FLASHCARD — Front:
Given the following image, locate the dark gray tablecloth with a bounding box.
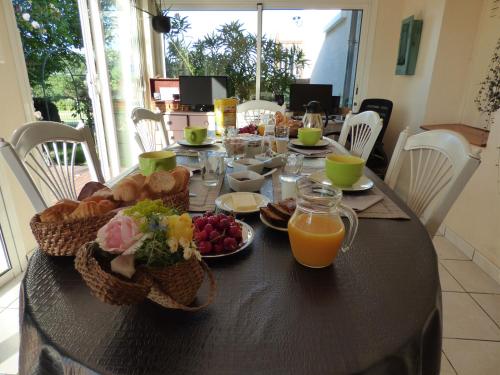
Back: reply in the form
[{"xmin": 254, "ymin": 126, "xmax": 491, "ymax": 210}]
[{"xmin": 19, "ymin": 168, "xmax": 442, "ymax": 375}]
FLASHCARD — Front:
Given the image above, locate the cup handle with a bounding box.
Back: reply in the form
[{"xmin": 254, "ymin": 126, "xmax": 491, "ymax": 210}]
[{"xmin": 339, "ymin": 203, "xmax": 358, "ymax": 252}]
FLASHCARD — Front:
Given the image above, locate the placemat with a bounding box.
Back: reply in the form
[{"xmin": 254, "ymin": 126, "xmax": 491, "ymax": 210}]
[
  {"xmin": 188, "ymin": 173, "xmax": 224, "ymax": 212},
  {"xmin": 287, "ymin": 143, "xmax": 345, "ymax": 158},
  {"xmin": 272, "ymin": 168, "xmax": 410, "ymax": 220}
]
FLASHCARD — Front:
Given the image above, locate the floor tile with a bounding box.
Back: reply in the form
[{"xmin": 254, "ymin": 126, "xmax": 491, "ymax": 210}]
[
  {"xmin": 0, "ymin": 308, "xmax": 20, "ymax": 375},
  {"xmin": 442, "ymin": 292, "xmax": 500, "ymax": 340},
  {"xmin": 438, "ymin": 264, "xmax": 464, "ymax": 292},
  {"xmin": 471, "ymin": 294, "xmax": 500, "ymax": 327},
  {"xmin": 440, "ymin": 352, "xmax": 456, "ymax": 374},
  {"xmin": 433, "ymin": 237, "xmax": 469, "ymax": 260},
  {"xmin": 444, "ymin": 227, "xmax": 475, "ymax": 259},
  {"xmin": 0, "ymin": 277, "xmax": 21, "ymax": 308},
  {"xmin": 443, "ymin": 339, "xmax": 500, "ymax": 375},
  {"xmin": 441, "ymin": 260, "xmax": 500, "ymax": 294},
  {"xmin": 6, "ymin": 298, "xmax": 19, "ymax": 310}
]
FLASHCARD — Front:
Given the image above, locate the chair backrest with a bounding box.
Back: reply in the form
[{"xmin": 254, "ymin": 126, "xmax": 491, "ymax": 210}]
[
  {"xmin": 359, "ymin": 98, "xmax": 393, "ymax": 143},
  {"xmin": 237, "ymin": 100, "xmax": 285, "ymax": 126},
  {"xmin": 338, "ymin": 111, "xmax": 383, "ymax": 160},
  {"xmin": 131, "ymin": 107, "xmax": 170, "ymax": 152},
  {"xmin": 385, "ymin": 128, "xmax": 481, "ymax": 236},
  {"xmin": 1, "ymin": 121, "xmax": 104, "ymax": 210}
]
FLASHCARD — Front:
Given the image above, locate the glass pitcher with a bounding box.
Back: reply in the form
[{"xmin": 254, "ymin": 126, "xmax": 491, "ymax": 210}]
[
  {"xmin": 302, "ymin": 101, "xmax": 327, "ymax": 129},
  {"xmin": 287, "ymin": 177, "xmax": 358, "ymax": 268}
]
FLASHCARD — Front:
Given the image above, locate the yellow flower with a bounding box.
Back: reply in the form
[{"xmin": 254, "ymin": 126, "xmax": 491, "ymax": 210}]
[{"xmin": 166, "ymin": 213, "xmax": 194, "ymax": 242}]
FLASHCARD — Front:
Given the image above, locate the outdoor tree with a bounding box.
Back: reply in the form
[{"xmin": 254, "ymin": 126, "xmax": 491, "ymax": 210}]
[
  {"xmin": 165, "ymin": 14, "xmax": 307, "ymax": 100},
  {"xmin": 13, "ymin": 0, "xmax": 93, "ymax": 128}
]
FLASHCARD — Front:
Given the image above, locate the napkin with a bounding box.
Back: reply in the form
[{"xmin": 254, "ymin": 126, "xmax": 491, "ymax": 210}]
[
  {"xmin": 342, "ymin": 194, "xmax": 384, "ymax": 212},
  {"xmin": 288, "ymin": 145, "xmax": 340, "ymax": 157}
]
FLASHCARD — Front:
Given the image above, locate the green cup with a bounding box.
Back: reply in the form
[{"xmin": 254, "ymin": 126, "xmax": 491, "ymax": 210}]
[
  {"xmin": 298, "ymin": 128, "xmax": 322, "ymax": 146},
  {"xmin": 184, "ymin": 127, "xmax": 208, "ymax": 145},
  {"xmin": 325, "ymin": 154, "xmax": 365, "ymax": 186},
  {"xmin": 139, "ymin": 151, "xmax": 176, "ymax": 176}
]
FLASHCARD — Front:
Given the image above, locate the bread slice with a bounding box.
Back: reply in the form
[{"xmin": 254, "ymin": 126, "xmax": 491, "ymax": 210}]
[
  {"xmin": 278, "ymin": 198, "xmax": 296, "ymax": 213},
  {"xmin": 145, "ymin": 170, "xmax": 176, "ymax": 194},
  {"xmin": 260, "ymin": 206, "xmax": 289, "ymax": 228},
  {"xmin": 268, "ymin": 203, "xmax": 293, "ymax": 220}
]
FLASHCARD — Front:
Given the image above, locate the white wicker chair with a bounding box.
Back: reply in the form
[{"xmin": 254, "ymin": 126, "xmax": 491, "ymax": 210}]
[
  {"xmin": 131, "ymin": 107, "xmax": 171, "ymax": 152},
  {"xmin": 385, "ymin": 128, "xmax": 481, "ymax": 236},
  {"xmin": 0, "ymin": 121, "xmax": 104, "ymax": 211},
  {"xmin": 237, "ymin": 100, "xmax": 285, "ymax": 126},
  {"xmin": 338, "ymin": 111, "xmax": 383, "ymax": 160}
]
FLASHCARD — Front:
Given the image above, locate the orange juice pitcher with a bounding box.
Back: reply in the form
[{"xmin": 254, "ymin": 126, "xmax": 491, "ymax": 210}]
[{"xmin": 288, "ymin": 177, "xmax": 358, "ymax": 268}]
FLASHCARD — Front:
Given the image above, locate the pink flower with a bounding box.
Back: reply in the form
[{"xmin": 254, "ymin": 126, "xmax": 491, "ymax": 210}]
[{"xmin": 96, "ymin": 214, "xmax": 144, "ymax": 255}]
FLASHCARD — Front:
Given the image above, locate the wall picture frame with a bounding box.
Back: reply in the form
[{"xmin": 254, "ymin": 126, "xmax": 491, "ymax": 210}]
[{"xmin": 395, "ymin": 16, "xmax": 423, "ymax": 75}]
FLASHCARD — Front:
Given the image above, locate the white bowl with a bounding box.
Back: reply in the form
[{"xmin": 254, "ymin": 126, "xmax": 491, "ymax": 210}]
[
  {"xmin": 227, "ymin": 170, "xmax": 265, "ymax": 192},
  {"xmin": 255, "ymin": 153, "xmax": 287, "ymax": 169},
  {"xmin": 232, "ymin": 158, "xmax": 265, "ymax": 174}
]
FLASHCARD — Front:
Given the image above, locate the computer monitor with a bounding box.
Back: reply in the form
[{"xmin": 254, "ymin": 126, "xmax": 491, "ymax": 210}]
[
  {"xmin": 289, "ymin": 84, "xmax": 333, "ymax": 113},
  {"xmin": 179, "ymin": 76, "xmax": 228, "ymax": 111}
]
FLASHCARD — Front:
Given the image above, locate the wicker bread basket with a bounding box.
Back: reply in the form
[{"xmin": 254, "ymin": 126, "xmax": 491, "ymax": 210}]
[
  {"xmin": 160, "ymin": 188, "xmax": 189, "ymax": 212},
  {"xmin": 30, "ymin": 211, "xmax": 117, "ymax": 256},
  {"xmin": 75, "ymin": 242, "xmax": 153, "ymax": 305}
]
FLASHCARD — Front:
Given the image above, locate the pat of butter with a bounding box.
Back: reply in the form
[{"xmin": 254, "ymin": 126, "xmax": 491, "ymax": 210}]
[{"xmin": 231, "ymin": 193, "xmax": 257, "ymax": 211}]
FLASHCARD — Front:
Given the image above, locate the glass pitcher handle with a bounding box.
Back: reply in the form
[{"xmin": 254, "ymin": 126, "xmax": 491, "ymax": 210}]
[{"xmin": 339, "ymin": 203, "xmax": 358, "ymax": 252}]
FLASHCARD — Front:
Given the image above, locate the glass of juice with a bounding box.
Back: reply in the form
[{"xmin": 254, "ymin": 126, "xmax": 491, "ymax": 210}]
[{"xmin": 288, "ymin": 177, "xmax": 358, "ymax": 268}]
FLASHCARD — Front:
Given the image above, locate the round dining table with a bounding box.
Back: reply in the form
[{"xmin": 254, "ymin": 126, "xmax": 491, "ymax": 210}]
[{"xmin": 18, "ymin": 153, "xmax": 442, "ymax": 375}]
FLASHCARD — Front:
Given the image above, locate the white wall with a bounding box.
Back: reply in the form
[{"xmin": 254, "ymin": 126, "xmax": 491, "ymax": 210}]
[{"xmin": 0, "ymin": 3, "xmax": 37, "ymax": 254}]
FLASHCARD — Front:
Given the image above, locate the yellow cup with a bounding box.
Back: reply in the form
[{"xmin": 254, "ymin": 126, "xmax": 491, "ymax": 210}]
[
  {"xmin": 184, "ymin": 127, "xmax": 208, "ymax": 145},
  {"xmin": 325, "ymin": 154, "xmax": 365, "ymax": 186},
  {"xmin": 139, "ymin": 151, "xmax": 176, "ymax": 176}
]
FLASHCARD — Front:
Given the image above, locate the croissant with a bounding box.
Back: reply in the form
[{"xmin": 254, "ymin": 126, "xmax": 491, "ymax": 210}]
[
  {"xmin": 69, "ymin": 199, "xmax": 116, "ymax": 219},
  {"xmin": 39, "ymin": 199, "xmax": 79, "ymax": 223}
]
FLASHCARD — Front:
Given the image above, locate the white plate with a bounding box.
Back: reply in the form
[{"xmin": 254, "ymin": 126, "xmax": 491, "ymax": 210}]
[
  {"xmin": 215, "ymin": 192, "xmax": 270, "ymax": 214},
  {"xmin": 259, "ymin": 213, "xmax": 288, "ymax": 232},
  {"xmin": 290, "ymin": 139, "xmax": 330, "ymax": 148},
  {"xmin": 177, "ymin": 138, "xmax": 217, "ymax": 147},
  {"xmin": 202, "ymin": 220, "xmax": 254, "ymax": 258},
  {"xmin": 309, "ymin": 170, "xmax": 374, "ymax": 192}
]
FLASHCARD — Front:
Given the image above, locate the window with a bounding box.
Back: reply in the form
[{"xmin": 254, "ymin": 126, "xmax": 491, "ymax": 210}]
[{"xmin": 163, "ymin": 6, "xmax": 362, "ymax": 109}]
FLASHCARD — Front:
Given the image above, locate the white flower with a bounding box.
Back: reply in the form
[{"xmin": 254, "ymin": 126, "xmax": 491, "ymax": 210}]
[
  {"xmin": 31, "ymin": 21, "xmax": 40, "ymax": 29},
  {"xmin": 167, "ymin": 238, "xmax": 178, "ymax": 253},
  {"xmin": 182, "ymin": 241, "xmax": 201, "ymax": 261},
  {"xmin": 22, "ymin": 13, "xmax": 30, "ymax": 21}
]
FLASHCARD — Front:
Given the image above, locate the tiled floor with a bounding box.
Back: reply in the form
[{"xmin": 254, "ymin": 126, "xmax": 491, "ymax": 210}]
[
  {"xmin": 0, "ymin": 274, "xmax": 22, "ymax": 375},
  {"xmin": 434, "ymin": 235, "xmax": 500, "ymax": 374},
  {"xmin": 0, "ymin": 237, "xmax": 499, "ymax": 374}
]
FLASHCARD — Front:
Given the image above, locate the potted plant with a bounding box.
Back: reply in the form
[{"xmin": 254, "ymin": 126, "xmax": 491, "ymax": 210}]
[
  {"xmin": 135, "ymin": 1, "xmax": 171, "ymax": 34},
  {"xmin": 475, "ymin": 37, "xmax": 500, "ymax": 129}
]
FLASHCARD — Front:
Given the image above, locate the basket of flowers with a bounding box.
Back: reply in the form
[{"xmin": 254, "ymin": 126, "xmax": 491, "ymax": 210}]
[{"xmin": 75, "ymin": 199, "xmax": 216, "ymax": 310}]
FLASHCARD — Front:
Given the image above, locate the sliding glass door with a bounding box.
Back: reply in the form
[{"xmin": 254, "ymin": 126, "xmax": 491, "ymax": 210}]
[{"xmin": 0, "ymin": 188, "xmax": 23, "ymax": 287}]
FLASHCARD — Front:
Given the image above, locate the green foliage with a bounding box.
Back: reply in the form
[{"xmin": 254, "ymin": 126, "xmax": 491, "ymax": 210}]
[
  {"xmin": 165, "ymin": 15, "xmax": 307, "ymax": 100},
  {"xmin": 13, "ymin": 0, "xmax": 94, "ymax": 128}
]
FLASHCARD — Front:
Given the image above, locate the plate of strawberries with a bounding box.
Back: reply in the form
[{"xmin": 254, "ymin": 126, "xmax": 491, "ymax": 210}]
[{"xmin": 193, "ymin": 212, "xmax": 254, "ymax": 258}]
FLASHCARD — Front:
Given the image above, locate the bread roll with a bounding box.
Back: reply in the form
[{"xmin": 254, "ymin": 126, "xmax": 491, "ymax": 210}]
[
  {"xmin": 113, "ymin": 177, "xmax": 141, "ymax": 202},
  {"xmin": 90, "ymin": 187, "xmax": 114, "ymax": 200},
  {"xmin": 129, "ymin": 173, "xmax": 146, "ymax": 187},
  {"xmin": 170, "ymin": 166, "xmax": 190, "ymax": 193},
  {"xmin": 39, "ymin": 199, "xmax": 79, "ymax": 223},
  {"xmin": 145, "ymin": 170, "xmax": 176, "ymax": 194}
]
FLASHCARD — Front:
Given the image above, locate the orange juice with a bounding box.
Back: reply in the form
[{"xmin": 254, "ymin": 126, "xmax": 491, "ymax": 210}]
[{"xmin": 288, "ymin": 213, "xmax": 345, "ymax": 268}]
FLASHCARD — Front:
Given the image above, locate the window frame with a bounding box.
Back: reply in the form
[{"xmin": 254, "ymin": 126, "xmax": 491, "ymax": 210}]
[{"xmin": 165, "ymin": 0, "xmax": 378, "ymax": 110}]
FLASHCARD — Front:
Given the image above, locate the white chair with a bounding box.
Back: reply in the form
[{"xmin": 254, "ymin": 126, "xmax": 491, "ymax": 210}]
[
  {"xmin": 131, "ymin": 107, "xmax": 170, "ymax": 152},
  {"xmin": 237, "ymin": 100, "xmax": 285, "ymax": 126},
  {"xmin": 385, "ymin": 128, "xmax": 481, "ymax": 236},
  {"xmin": 338, "ymin": 111, "xmax": 383, "ymax": 160},
  {"xmin": 0, "ymin": 121, "xmax": 104, "ymax": 212}
]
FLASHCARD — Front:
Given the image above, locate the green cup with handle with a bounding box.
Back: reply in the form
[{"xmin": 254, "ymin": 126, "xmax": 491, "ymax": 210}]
[
  {"xmin": 184, "ymin": 127, "xmax": 208, "ymax": 145},
  {"xmin": 325, "ymin": 154, "xmax": 365, "ymax": 186},
  {"xmin": 139, "ymin": 151, "xmax": 176, "ymax": 176},
  {"xmin": 298, "ymin": 128, "xmax": 322, "ymax": 146}
]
